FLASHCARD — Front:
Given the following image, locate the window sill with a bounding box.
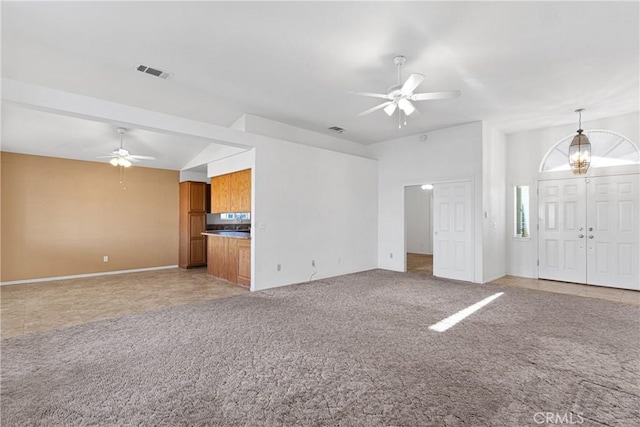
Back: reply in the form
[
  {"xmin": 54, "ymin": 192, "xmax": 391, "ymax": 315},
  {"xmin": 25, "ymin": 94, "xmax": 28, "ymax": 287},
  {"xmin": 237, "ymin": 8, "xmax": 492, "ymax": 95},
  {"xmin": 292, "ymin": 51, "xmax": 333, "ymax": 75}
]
[{"xmin": 513, "ymin": 237, "xmax": 532, "ymax": 241}]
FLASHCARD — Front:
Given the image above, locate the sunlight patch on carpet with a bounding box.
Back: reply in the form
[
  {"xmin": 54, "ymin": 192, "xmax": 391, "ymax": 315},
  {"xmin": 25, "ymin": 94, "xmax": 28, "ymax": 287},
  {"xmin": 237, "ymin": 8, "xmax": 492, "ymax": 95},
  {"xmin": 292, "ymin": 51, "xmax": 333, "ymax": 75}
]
[{"xmin": 429, "ymin": 292, "xmax": 504, "ymax": 332}]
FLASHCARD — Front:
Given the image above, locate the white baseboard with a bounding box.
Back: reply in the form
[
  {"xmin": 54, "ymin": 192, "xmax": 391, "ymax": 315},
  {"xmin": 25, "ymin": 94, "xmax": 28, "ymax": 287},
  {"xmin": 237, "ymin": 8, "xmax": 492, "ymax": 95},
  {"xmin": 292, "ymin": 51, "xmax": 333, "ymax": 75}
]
[{"xmin": 0, "ymin": 265, "xmax": 179, "ymax": 286}]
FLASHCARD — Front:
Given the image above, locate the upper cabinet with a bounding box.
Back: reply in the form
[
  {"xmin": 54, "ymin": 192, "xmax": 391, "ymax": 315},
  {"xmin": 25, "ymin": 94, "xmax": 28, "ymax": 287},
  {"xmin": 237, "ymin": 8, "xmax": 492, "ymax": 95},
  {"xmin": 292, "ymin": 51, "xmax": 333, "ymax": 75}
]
[
  {"xmin": 211, "ymin": 168, "xmax": 252, "ymax": 213},
  {"xmin": 211, "ymin": 173, "xmax": 231, "ymax": 213},
  {"xmin": 231, "ymin": 169, "xmax": 251, "ymax": 213}
]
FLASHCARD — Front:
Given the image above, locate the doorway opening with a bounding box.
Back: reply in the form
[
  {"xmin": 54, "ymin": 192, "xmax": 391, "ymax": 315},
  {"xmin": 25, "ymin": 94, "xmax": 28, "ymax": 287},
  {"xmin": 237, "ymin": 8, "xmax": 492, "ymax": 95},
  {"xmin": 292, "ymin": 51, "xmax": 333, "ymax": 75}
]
[{"xmin": 405, "ymin": 184, "xmax": 434, "ymax": 275}]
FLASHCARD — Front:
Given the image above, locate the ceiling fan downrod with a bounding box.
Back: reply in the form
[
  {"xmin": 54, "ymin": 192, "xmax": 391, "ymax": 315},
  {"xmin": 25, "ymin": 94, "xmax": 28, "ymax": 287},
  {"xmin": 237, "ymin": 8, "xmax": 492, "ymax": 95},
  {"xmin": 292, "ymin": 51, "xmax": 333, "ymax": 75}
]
[
  {"xmin": 394, "ymin": 55, "xmax": 406, "ymax": 86},
  {"xmin": 117, "ymin": 127, "xmax": 127, "ymax": 150}
]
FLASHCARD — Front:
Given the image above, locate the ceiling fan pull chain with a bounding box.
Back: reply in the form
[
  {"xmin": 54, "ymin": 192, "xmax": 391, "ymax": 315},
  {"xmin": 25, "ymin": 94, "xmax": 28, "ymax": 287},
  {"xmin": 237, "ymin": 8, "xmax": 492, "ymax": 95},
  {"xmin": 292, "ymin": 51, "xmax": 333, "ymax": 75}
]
[{"xmin": 119, "ymin": 165, "xmax": 127, "ymax": 190}]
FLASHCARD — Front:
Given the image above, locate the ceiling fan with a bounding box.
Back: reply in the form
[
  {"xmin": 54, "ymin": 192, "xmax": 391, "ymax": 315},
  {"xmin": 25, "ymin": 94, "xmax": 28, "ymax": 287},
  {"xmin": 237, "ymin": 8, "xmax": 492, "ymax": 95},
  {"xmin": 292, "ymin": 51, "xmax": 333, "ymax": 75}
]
[
  {"xmin": 98, "ymin": 127, "xmax": 155, "ymax": 167},
  {"xmin": 351, "ymin": 56, "xmax": 461, "ymax": 128}
]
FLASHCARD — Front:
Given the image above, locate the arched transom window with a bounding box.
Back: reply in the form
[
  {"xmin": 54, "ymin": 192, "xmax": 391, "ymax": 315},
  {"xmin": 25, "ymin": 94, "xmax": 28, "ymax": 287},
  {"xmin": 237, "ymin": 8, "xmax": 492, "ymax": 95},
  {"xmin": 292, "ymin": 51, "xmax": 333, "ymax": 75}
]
[{"xmin": 539, "ymin": 130, "xmax": 639, "ymax": 173}]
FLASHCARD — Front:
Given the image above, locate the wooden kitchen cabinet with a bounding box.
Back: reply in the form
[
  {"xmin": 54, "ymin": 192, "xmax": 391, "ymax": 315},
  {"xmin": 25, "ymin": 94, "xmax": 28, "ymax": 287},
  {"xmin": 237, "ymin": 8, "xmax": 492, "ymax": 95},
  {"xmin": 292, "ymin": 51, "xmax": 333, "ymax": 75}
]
[
  {"xmin": 231, "ymin": 169, "xmax": 252, "ymax": 213},
  {"xmin": 207, "ymin": 235, "xmax": 245, "ymax": 285},
  {"xmin": 179, "ymin": 181, "xmax": 209, "ymax": 268},
  {"xmin": 210, "ymin": 168, "xmax": 251, "ymax": 213},
  {"xmin": 237, "ymin": 239, "xmax": 251, "ymax": 287},
  {"xmin": 208, "ymin": 235, "xmax": 225, "ymax": 278},
  {"xmin": 211, "ymin": 173, "xmax": 231, "ymax": 213}
]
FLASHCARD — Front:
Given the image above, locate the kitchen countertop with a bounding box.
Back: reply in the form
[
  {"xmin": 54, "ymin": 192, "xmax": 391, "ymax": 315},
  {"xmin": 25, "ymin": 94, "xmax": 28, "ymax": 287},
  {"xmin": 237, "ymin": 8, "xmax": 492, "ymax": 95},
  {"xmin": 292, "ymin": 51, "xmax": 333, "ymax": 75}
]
[{"xmin": 202, "ymin": 230, "xmax": 251, "ymax": 239}]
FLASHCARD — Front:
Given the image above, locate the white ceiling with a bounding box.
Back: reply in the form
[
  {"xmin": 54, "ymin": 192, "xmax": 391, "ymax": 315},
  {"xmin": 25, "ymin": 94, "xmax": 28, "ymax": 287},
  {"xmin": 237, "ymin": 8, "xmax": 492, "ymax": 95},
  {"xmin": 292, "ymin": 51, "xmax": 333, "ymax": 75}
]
[
  {"xmin": 1, "ymin": 1, "xmax": 638, "ymax": 166},
  {"xmin": 1, "ymin": 104, "xmax": 214, "ymax": 171}
]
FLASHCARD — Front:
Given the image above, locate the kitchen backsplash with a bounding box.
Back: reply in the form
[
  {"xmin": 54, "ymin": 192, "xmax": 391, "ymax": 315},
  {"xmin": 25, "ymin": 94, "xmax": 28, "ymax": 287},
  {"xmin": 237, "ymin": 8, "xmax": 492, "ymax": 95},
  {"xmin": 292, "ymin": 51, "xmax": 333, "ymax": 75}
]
[{"xmin": 206, "ymin": 213, "xmax": 251, "ymax": 229}]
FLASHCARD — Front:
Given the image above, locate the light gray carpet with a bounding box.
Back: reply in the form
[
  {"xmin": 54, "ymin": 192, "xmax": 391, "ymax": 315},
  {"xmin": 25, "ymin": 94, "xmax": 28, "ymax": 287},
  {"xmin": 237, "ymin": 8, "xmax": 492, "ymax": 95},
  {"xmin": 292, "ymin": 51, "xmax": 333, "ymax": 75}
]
[{"xmin": 2, "ymin": 270, "xmax": 639, "ymax": 426}]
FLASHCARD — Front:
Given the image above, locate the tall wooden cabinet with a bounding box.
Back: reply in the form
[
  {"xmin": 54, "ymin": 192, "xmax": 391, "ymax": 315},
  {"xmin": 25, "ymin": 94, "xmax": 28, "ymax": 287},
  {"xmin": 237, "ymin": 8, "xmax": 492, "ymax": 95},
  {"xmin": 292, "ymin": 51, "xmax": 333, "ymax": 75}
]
[
  {"xmin": 179, "ymin": 181, "xmax": 210, "ymax": 268},
  {"xmin": 211, "ymin": 169, "xmax": 251, "ymax": 213}
]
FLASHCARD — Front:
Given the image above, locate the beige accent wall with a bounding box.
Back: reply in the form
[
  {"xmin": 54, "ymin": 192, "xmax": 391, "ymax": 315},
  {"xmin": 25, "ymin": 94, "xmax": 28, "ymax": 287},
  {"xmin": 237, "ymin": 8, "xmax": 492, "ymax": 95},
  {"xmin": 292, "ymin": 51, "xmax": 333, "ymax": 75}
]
[{"xmin": 1, "ymin": 152, "xmax": 179, "ymax": 282}]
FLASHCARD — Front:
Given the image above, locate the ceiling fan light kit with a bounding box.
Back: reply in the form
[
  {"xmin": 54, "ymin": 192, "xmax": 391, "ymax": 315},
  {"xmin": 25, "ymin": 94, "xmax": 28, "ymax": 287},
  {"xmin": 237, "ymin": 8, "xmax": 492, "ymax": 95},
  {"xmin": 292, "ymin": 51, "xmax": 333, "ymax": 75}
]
[
  {"xmin": 99, "ymin": 127, "xmax": 156, "ymax": 168},
  {"xmin": 110, "ymin": 157, "xmax": 132, "ymax": 168},
  {"xmin": 351, "ymin": 55, "xmax": 460, "ymax": 128}
]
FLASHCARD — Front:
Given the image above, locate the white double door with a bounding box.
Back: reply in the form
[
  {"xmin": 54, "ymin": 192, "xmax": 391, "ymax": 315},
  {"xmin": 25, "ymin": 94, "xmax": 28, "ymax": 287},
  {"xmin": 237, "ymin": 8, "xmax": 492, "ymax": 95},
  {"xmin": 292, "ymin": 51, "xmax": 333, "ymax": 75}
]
[{"xmin": 538, "ymin": 175, "xmax": 640, "ymax": 290}]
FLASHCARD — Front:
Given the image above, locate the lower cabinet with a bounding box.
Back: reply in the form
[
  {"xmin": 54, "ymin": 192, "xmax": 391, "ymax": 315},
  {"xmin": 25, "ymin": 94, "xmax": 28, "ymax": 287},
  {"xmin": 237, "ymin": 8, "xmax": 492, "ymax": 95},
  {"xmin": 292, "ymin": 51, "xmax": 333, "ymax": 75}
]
[
  {"xmin": 237, "ymin": 239, "xmax": 251, "ymax": 287},
  {"xmin": 207, "ymin": 235, "xmax": 250, "ymax": 288}
]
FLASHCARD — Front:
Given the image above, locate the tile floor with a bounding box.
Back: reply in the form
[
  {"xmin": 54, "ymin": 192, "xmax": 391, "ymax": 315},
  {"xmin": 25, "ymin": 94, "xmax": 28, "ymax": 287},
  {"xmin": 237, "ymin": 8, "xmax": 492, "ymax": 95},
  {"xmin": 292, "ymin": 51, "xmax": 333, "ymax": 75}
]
[
  {"xmin": 491, "ymin": 275, "xmax": 640, "ymax": 306},
  {"xmin": 406, "ymin": 253, "xmax": 639, "ymax": 306},
  {"xmin": 0, "ymin": 268, "xmax": 247, "ymax": 339},
  {"xmin": 2, "ymin": 266, "xmax": 638, "ymax": 339}
]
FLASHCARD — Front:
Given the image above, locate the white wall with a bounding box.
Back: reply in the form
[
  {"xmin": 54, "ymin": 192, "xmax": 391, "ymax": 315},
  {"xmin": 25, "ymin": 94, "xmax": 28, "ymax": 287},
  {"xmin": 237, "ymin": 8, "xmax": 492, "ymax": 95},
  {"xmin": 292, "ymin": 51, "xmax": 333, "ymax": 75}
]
[
  {"xmin": 505, "ymin": 111, "xmax": 640, "ymax": 277},
  {"xmin": 482, "ymin": 123, "xmax": 507, "ymax": 282},
  {"xmin": 252, "ymin": 139, "xmax": 378, "ymax": 290},
  {"xmin": 405, "ymin": 186, "xmax": 432, "ymax": 254},
  {"xmin": 207, "ymin": 149, "xmax": 255, "ymax": 177},
  {"xmin": 243, "ymin": 114, "xmax": 372, "ymax": 158},
  {"xmin": 179, "ymin": 170, "xmax": 208, "ymax": 182},
  {"xmin": 370, "ymin": 122, "xmax": 485, "ymax": 282}
]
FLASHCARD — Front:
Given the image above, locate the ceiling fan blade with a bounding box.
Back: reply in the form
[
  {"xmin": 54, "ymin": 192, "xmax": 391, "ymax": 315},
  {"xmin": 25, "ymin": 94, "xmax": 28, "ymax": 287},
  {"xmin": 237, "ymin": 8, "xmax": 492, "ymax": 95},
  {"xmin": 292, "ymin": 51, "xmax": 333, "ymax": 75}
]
[
  {"xmin": 383, "ymin": 102, "xmax": 397, "ymax": 116},
  {"xmin": 398, "ymin": 98, "xmax": 416, "ymax": 116},
  {"xmin": 411, "ymin": 90, "xmax": 461, "ymax": 101},
  {"xmin": 350, "ymin": 91, "xmax": 392, "ymax": 100},
  {"xmin": 357, "ymin": 101, "xmax": 394, "ymax": 116},
  {"xmin": 401, "ymin": 73, "xmax": 425, "ymax": 95},
  {"xmin": 128, "ymin": 155, "xmax": 156, "ymax": 160},
  {"xmin": 96, "ymin": 155, "xmax": 117, "ymax": 158}
]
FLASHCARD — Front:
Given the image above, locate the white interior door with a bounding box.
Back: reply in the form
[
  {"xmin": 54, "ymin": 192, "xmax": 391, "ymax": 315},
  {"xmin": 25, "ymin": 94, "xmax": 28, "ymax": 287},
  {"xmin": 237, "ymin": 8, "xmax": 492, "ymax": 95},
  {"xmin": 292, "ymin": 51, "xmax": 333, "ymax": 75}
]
[
  {"xmin": 538, "ymin": 179, "xmax": 587, "ymax": 283},
  {"xmin": 587, "ymin": 175, "xmax": 640, "ymax": 290},
  {"xmin": 538, "ymin": 175, "xmax": 640, "ymax": 290},
  {"xmin": 433, "ymin": 181, "xmax": 473, "ymax": 282}
]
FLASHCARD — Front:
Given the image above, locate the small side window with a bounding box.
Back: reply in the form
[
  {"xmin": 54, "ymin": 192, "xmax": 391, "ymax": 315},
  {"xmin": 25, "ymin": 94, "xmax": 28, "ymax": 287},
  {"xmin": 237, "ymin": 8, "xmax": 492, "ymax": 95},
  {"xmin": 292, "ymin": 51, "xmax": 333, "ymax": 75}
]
[{"xmin": 514, "ymin": 186, "xmax": 530, "ymax": 238}]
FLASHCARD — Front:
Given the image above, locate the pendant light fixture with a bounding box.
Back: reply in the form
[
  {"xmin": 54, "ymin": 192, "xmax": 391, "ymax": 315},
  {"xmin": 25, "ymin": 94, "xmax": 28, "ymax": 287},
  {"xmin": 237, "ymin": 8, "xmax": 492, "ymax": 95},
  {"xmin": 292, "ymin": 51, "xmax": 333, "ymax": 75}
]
[{"xmin": 568, "ymin": 108, "xmax": 591, "ymax": 175}]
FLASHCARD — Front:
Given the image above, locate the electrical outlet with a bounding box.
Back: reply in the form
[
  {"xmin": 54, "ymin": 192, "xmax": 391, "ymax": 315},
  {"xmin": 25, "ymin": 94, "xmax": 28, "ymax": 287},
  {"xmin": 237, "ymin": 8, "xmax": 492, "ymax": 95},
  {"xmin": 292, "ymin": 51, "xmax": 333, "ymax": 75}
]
[
  {"xmin": 103, "ymin": 255, "xmax": 109, "ymax": 263},
  {"xmin": 311, "ymin": 260, "xmax": 316, "ymax": 267},
  {"xmin": 337, "ymin": 257, "xmax": 341, "ymax": 264},
  {"xmin": 390, "ymin": 253, "xmax": 393, "ymax": 259},
  {"xmin": 277, "ymin": 264, "xmax": 281, "ymax": 271}
]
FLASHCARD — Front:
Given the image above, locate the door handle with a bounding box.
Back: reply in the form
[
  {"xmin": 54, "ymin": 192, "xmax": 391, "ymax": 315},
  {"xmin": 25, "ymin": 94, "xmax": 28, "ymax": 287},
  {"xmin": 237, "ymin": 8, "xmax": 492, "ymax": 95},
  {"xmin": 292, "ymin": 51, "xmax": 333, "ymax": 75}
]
[
  {"xmin": 588, "ymin": 235, "xmax": 594, "ymax": 239},
  {"xmin": 588, "ymin": 227, "xmax": 593, "ymax": 231},
  {"xmin": 578, "ymin": 234, "xmax": 584, "ymax": 239}
]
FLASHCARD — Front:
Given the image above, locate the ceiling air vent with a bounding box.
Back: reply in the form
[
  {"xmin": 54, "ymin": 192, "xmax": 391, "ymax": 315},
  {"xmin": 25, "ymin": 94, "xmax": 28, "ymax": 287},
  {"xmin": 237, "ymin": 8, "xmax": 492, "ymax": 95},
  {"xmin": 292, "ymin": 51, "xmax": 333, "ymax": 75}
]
[
  {"xmin": 328, "ymin": 126, "xmax": 345, "ymax": 134},
  {"xmin": 137, "ymin": 65, "xmax": 172, "ymax": 79}
]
